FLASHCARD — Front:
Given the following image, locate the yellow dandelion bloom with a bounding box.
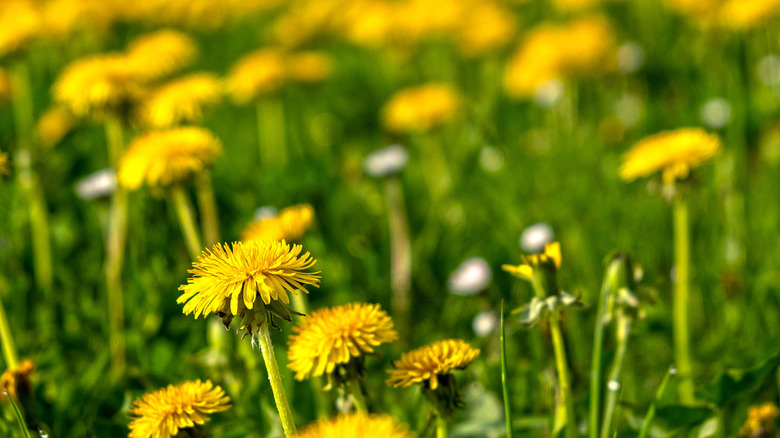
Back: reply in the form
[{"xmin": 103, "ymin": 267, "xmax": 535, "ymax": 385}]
[
  {"xmin": 137, "ymin": 73, "xmax": 222, "ymax": 129},
  {"xmin": 118, "ymin": 127, "xmax": 221, "ymax": 190},
  {"xmin": 242, "ymin": 204, "xmax": 315, "ymax": 242},
  {"xmin": 739, "ymin": 402, "xmax": 778, "ymax": 438},
  {"xmin": 39, "ymin": 0, "xmax": 115, "ymax": 40},
  {"xmin": 381, "ymin": 83, "xmax": 461, "ymax": 134},
  {"xmin": 288, "ymin": 303, "xmax": 398, "ymax": 380},
  {"xmin": 1, "ymin": 359, "xmax": 35, "ymax": 402},
  {"xmin": 125, "ymin": 30, "xmax": 197, "ymax": 81},
  {"xmin": 503, "ymin": 25, "xmax": 564, "ymax": 98},
  {"xmin": 559, "ymin": 16, "xmax": 617, "ymax": 75},
  {"xmin": 287, "ymin": 52, "xmax": 333, "ymax": 85},
  {"xmin": 53, "ymin": 54, "xmax": 141, "ymax": 118},
  {"xmin": 720, "ymin": 0, "xmax": 780, "ymax": 29},
  {"xmin": 338, "ymin": 0, "xmax": 395, "ymax": 48},
  {"xmin": 0, "ymin": 0, "xmax": 40, "ymax": 57},
  {"xmin": 177, "ymin": 240, "xmax": 320, "ymax": 334},
  {"xmin": 128, "ymin": 379, "xmax": 230, "ymax": 438},
  {"xmin": 226, "ymin": 48, "xmax": 287, "ymax": 104},
  {"xmin": 456, "ymin": 2, "xmax": 516, "ymax": 57},
  {"xmin": 386, "ymin": 339, "xmax": 480, "ymax": 389},
  {"xmin": 36, "ymin": 106, "xmax": 76, "ymax": 148},
  {"xmin": 296, "ymin": 413, "xmax": 412, "ymax": 438},
  {"xmin": 394, "ymin": 0, "xmax": 468, "ymax": 45},
  {"xmin": 619, "ymin": 128, "xmax": 723, "ymax": 185},
  {"xmin": 502, "ymin": 241, "xmax": 562, "ymax": 281}
]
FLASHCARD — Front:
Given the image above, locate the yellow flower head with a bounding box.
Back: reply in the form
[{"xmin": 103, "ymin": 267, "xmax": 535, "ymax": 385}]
[
  {"xmin": 502, "ymin": 241, "xmax": 562, "ymax": 281},
  {"xmin": 456, "ymin": 2, "xmax": 516, "ymax": 57},
  {"xmin": 719, "ymin": 0, "xmax": 780, "ymax": 29},
  {"xmin": 118, "ymin": 127, "xmax": 221, "ymax": 190},
  {"xmin": 739, "ymin": 402, "xmax": 778, "ymax": 438},
  {"xmin": 39, "ymin": 0, "xmax": 116, "ymax": 40},
  {"xmin": 137, "ymin": 73, "xmax": 223, "ymax": 129},
  {"xmin": 0, "ymin": 0, "xmax": 40, "ymax": 57},
  {"xmin": 381, "ymin": 83, "xmax": 461, "ymax": 134},
  {"xmin": 287, "ymin": 52, "xmax": 334, "ymax": 85},
  {"xmin": 125, "ymin": 30, "xmax": 197, "ymax": 82},
  {"xmin": 128, "ymin": 379, "xmax": 230, "ymax": 438},
  {"xmin": 619, "ymin": 128, "xmax": 723, "ymax": 185},
  {"xmin": 0, "ymin": 359, "xmax": 34, "ymax": 402},
  {"xmin": 36, "ymin": 106, "xmax": 77, "ymax": 148},
  {"xmin": 0, "ymin": 151, "xmax": 10, "ymax": 177},
  {"xmin": 337, "ymin": 0, "xmax": 395, "ymax": 48},
  {"xmin": 226, "ymin": 48, "xmax": 286, "ymax": 104},
  {"xmin": 242, "ymin": 204, "xmax": 315, "ymax": 242},
  {"xmin": 177, "ymin": 240, "xmax": 321, "ymax": 335},
  {"xmin": 53, "ymin": 54, "xmax": 142, "ymax": 118},
  {"xmin": 386, "ymin": 339, "xmax": 480, "ymax": 389},
  {"xmin": 296, "ymin": 413, "xmax": 412, "ymax": 438},
  {"xmin": 288, "ymin": 303, "xmax": 398, "ymax": 381}
]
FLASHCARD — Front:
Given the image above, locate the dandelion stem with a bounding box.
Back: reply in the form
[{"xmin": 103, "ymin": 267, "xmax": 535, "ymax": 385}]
[
  {"xmin": 349, "ymin": 380, "xmax": 368, "ymax": 414},
  {"xmin": 0, "ymin": 298, "xmax": 19, "ymax": 369},
  {"xmin": 289, "ymin": 293, "xmax": 329, "ymax": 419},
  {"xmin": 500, "ymin": 301, "xmax": 513, "ymax": 438},
  {"xmin": 600, "ymin": 312, "xmax": 630, "ymax": 438},
  {"xmin": 196, "ymin": 172, "xmax": 220, "ymax": 247},
  {"xmin": 104, "ymin": 116, "xmax": 127, "ymax": 378},
  {"xmin": 638, "ymin": 367, "xmax": 675, "ymax": 438},
  {"xmin": 9, "ymin": 60, "xmax": 52, "ymax": 294},
  {"xmin": 435, "ymin": 412, "xmax": 448, "ymax": 438},
  {"xmin": 171, "ymin": 186, "xmax": 203, "ymax": 260},
  {"xmin": 589, "ymin": 264, "xmax": 611, "ymax": 438},
  {"xmin": 550, "ymin": 311, "xmax": 576, "ymax": 438},
  {"xmin": 256, "ymin": 323, "xmax": 297, "ymax": 436},
  {"xmin": 418, "ymin": 134, "xmax": 452, "ymax": 201},
  {"xmin": 672, "ymin": 196, "xmax": 694, "ymax": 403},
  {"xmin": 256, "ymin": 98, "xmax": 288, "ymax": 167},
  {"xmin": 383, "ymin": 176, "xmax": 412, "ymax": 348}
]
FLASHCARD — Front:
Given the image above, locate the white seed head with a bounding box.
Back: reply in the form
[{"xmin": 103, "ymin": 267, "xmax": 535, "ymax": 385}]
[
  {"xmin": 479, "ymin": 146, "xmax": 505, "ymax": 172},
  {"xmin": 472, "ymin": 310, "xmax": 497, "ymax": 337},
  {"xmin": 700, "ymin": 98, "xmax": 732, "ymax": 129},
  {"xmin": 363, "ymin": 144, "xmax": 408, "ymax": 177},
  {"xmin": 520, "ymin": 222, "xmax": 554, "ymax": 253},
  {"xmin": 253, "ymin": 206, "xmax": 278, "ymax": 221},
  {"xmin": 615, "ymin": 93, "xmax": 644, "ymax": 128},
  {"xmin": 534, "ymin": 79, "xmax": 564, "ymax": 108},
  {"xmin": 449, "ymin": 257, "xmax": 492, "ymax": 295},
  {"xmin": 617, "ymin": 42, "xmax": 645, "ymax": 74},
  {"xmin": 75, "ymin": 168, "xmax": 116, "ymax": 200},
  {"xmin": 758, "ymin": 54, "xmax": 780, "ymax": 87}
]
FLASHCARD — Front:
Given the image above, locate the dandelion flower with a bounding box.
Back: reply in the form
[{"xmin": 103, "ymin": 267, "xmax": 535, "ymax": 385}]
[
  {"xmin": 0, "ymin": 359, "xmax": 34, "ymax": 402},
  {"xmin": 137, "ymin": 73, "xmax": 222, "ymax": 129},
  {"xmin": 125, "ymin": 30, "xmax": 197, "ymax": 81},
  {"xmin": 456, "ymin": 2, "xmax": 516, "ymax": 57},
  {"xmin": 739, "ymin": 402, "xmax": 778, "ymax": 438},
  {"xmin": 118, "ymin": 127, "xmax": 221, "ymax": 190},
  {"xmin": 502, "ymin": 241, "xmax": 561, "ymax": 281},
  {"xmin": 128, "ymin": 379, "xmax": 230, "ymax": 438},
  {"xmin": 720, "ymin": 0, "xmax": 780, "ymax": 29},
  {"xmin": 242, "ymin": 204, "xmax": 315, "ymax": 242},
  {"xmin": 386, "ymin": 339, "xmax": 479, "ymax": 389},
  {"xmin": 177, "ymin": 240, "xmax": 320, "ymax": 335},
  {"xmin": 226, "ymin": 48, "xmax": 286, "ymax": 104},
  {"xmin": 619, "ymin": 128, "xmax": 723, "ymax": 185},
  {"xmin": 296, "ymin": 413, "xmax": 412, "ymax": 438},
  {"xmin": 36, "ymin": 106, "xmax": 76, "ymax": 148},
  {"xmin": 0, "ymin": 0, "xmax": 40, "ymax": 57},
  {"xmin": 39, "ymin": 0, "xmax": 115, "ymax": 40},
  {"xmin": 53, "ymin": 54, "xmax": 141, "ymax": 118},
  {"xmin": 288, "ymin": 303, "xmax": 398, "ymax": 380},
  {"xmin": 286, "ymin": 52, "xmax": 333, "ymax": 84},
  {"xmin": 381, "ymin": 84, "xmax": 461, "ymax": 134}
]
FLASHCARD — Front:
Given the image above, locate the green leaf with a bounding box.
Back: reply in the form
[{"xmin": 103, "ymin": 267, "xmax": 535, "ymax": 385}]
[
  {"xmin": 6, "ymin": 391, "xmax": 32, "ymax": 438},
  {"xmin": 653, "ymin": 405, "xmax": 714, "ymax": 429},
  {"xmin": 695, "ymin": 349, "xmax": 780, "ymax": 406}
]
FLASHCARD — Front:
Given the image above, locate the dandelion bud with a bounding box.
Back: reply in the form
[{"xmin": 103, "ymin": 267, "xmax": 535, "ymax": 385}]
[
  {"xmin": 448, "ymin": 257, "xmax": 492, "ymax": 296},
  {"xmin": 75, "ymin": 168, "xmax": 117, "ymax": 200},
  {"xmin": 363, "ymin": 144, "xmax": 409, "ymax": 177}
]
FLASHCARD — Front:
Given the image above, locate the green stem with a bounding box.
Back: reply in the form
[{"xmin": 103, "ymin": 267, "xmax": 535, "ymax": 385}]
[
  {"xmin": 638, "ymin": 368, "xmax": 674, "ymax": 438},
  {"xmin": 589, "ymin": 267, "xmax": 612, "ymax": 438},
  {"xmin": 104, "ymin": 117, "xmax": 127, "ymax": 378},
  {"xmin": 500, "ymin": 301, "xmax": 513, "ymax": 438},
  {"xmin": 0, "ymin": 298, "xmax": 19, "ymax": 369},
  {"xmin": 384, "ymin": 176, "xmax": 411, "ymax": 349},
  {"xmin": 255, "ymin": 323, "xmax": 297, "ymax": 436},
  {"xmin": 600, "ymin": 313, "xmax": 631, "ymax": 438},
  {"xmin": 673, "ymin": 197, "xmax": 694, "ymax": 403},
  {"xmin": 550, "ymin": 312, "xmax": 576, "ymax": 438},
  {"xmin": 289, "ymin": 292, "xmax": 329, "ymax": 419},
  {"xmin": 256, "ymin": 98, "xmax": 288, "ymax": 167},
  {"xmin": 436, "ymin": 413, "xmax": 448, "ymax": 438},
  {"xmin": 418, "ymin": 134, "xmax": 452, "ymax": 201},
  {"xmin": 195, "ymin": 172, "xmax": 220, "ymax": 248},
  {"xmin": 349, "ymin": 380, "xmax": 368, "ymax": 414},
  {"xmin": 171, "ymin": 186, "xmax": 203, "ymax": 260}
]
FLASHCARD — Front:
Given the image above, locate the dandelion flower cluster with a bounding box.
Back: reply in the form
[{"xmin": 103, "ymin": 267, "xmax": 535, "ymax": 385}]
[
  {"xmin": 118, "ymin": 127, "xmax": 222, "ymax": 190},
  {"xmin": 286, "ymin": 52, "xmax": 334, "ymax": 84},
  {"xmin": 502, "ymin": 241, "xmax": 562, "ymax": 281},
  {"xmin": 296, "ymin": 413, "xmax": 412, "ymax": 438},
  {"xmin": 226, "ymin": 48, "xmax": 287, "ymax": 104},
  {"xmin": 0, "ymin": 359, "xmax": 34, "ymax": 402},
  {"xmin": 242, "ymin": 204, "xmax": 315, "ymax": 242},
  {"xmin": 177, "ymin": 240, "xmax": 320, "ymax": 335},
  {"xmin": 0, "ymin": 0, "xmax": 40, "ymax": 57},
  {"xmin": 288, "ymin": 303, "xmax": 398, "ymax": 380},
  {"xmin": 381, "ymin": 83, "xmax": 461, "ymax": 134},
  {"xmin": 739, "ymin": 402, "xmax": 778, "ymax": 438},
  {"xmin": 128, "ymin": 379, "xmax": 230, "ymax": 438},
  {"xmin": 124, "ymin": 30, "xmax": 197, "ymax": 81},
  {"xmin": 137, "ymin": 73, "xmax": 223, "ymax": 129},
  {"xmin": 619, "ymin": 128, "xmax": 723, "ymax": 185},
  {"xmin": 386, "ymin": 339, "xmax": 479, "ymax": 389}
]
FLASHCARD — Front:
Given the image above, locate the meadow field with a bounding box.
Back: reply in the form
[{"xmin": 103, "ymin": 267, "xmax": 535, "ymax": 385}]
[{"xmin": 0, "ymin": 0, "xmax": 779, "ymax": 437}]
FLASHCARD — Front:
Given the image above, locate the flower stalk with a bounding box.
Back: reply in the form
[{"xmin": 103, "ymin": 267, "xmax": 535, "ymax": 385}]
[
  {"xmin": 256, "ymin": 98, "xmax": 288, "ymax": 166},
  {"xmin": 171, "ymin": 185, "xmax": 203, "ymax": 260},
  {"xmin": 672, "ymin": 196, "xmax": 694, "ymax": 403},
  {"xmin": 384, "ymin": 176, "xmax": 411, "ymax": 348},
  {"xmin": 255, "ymin": 323, "xmax": 297, "ymax": 436},
  {"xmin": 550, "ymin": 311, "xmax": 576, "ymax": 438},
  {"xmin": 348, "ymin": 380, "xmax": 368, "ymax": 414},
  {"xmin": 0, "ymin": 298, "xmax": 19, "ymax": 369},
  {"xmin": 196, "ymin": 172, "xmax": 220, "ymax": 247}
]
